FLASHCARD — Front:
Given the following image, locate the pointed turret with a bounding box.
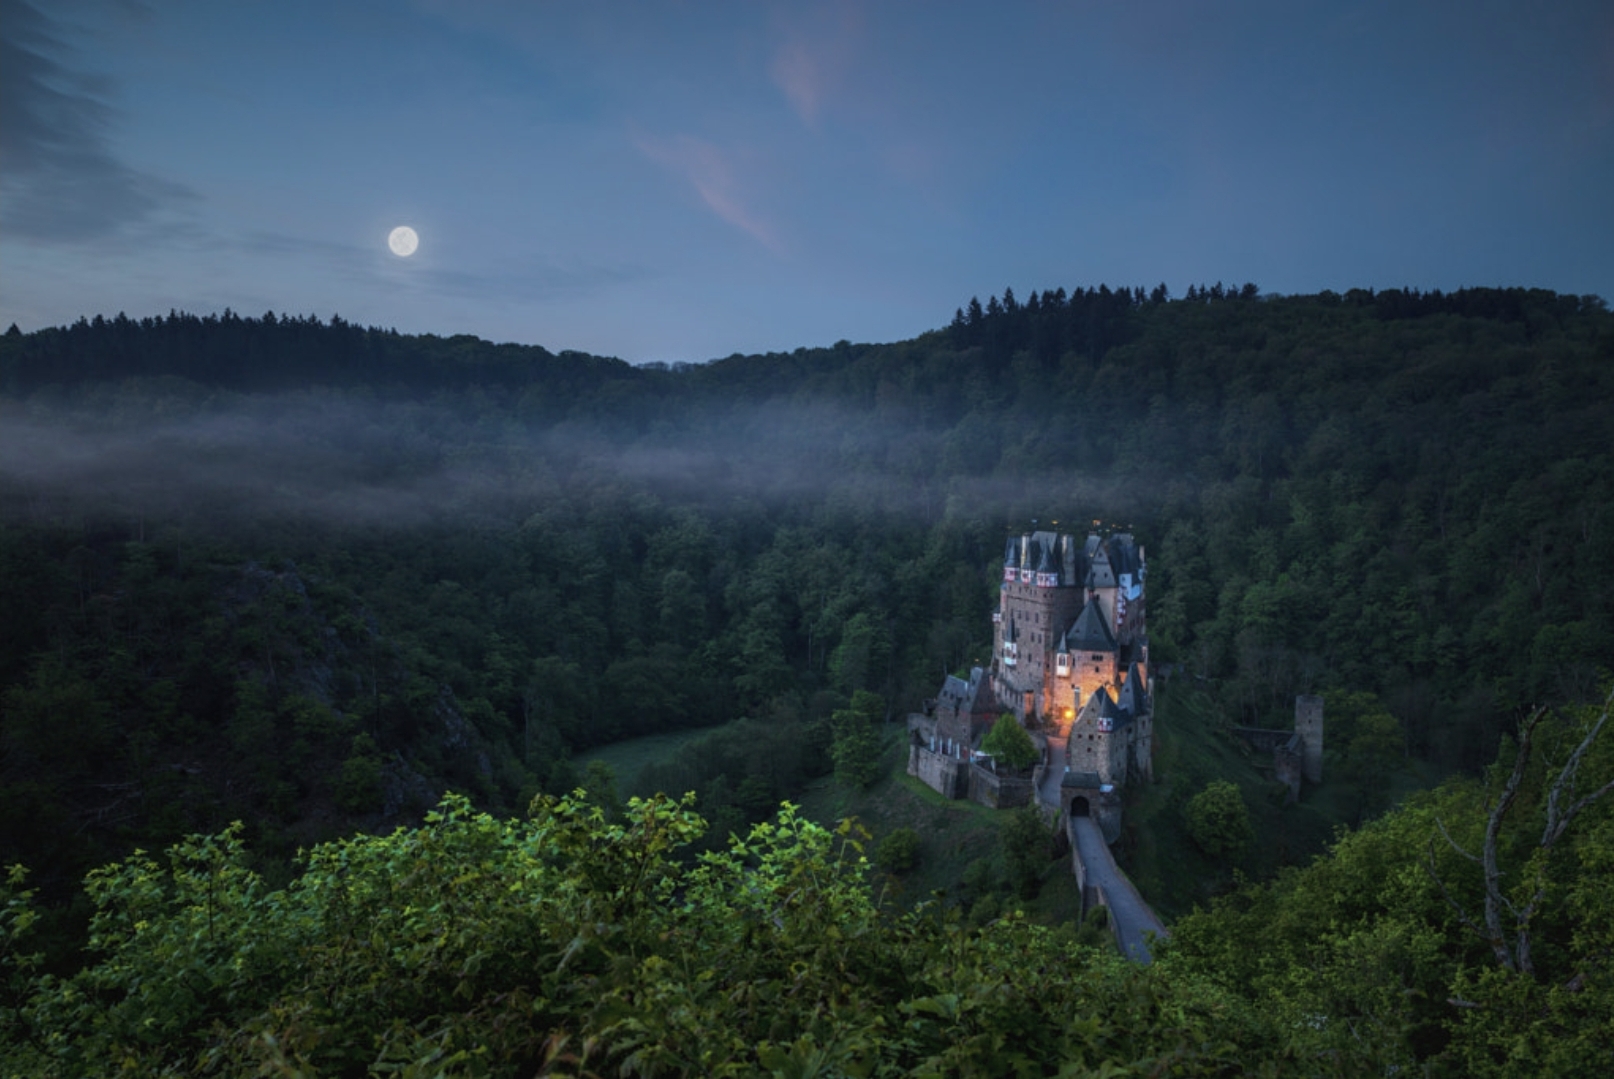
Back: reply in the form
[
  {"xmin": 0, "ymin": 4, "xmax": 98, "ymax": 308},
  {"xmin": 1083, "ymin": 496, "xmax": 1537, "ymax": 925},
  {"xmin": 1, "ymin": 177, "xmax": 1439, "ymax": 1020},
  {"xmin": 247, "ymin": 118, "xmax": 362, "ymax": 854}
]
[
  {"xmin": 1003, "ymin": 537, "xmax": 1020, "ymax": 582},
  {"xmin": 1086, "ymin": 545, "xmax": 1116, "ymax": 590},
  {"xmin": 1034, "ymin": 535, "xmax": 1060, "ymax": 586},
  {"xmin": 1117, "ymin": 661, "xmax": 1147, "ymax": 716}
]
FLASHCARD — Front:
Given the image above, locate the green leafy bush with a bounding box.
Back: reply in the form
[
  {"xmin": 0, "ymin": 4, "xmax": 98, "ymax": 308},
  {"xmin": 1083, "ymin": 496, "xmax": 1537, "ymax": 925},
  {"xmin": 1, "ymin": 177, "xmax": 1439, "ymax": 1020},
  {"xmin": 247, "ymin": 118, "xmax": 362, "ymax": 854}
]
[
  {"xmin": 874, "ymin": 826, "xmax": 920, "ymax": 873},
  {"xmin": 1183, "ymin": 779, "xmax": 1253, "ymax": 858},
  {"xmin": 982, "ymin": 713, "xmax": 1040, "ymax": 770},
  {"xmin": 3, "ymin": 793, "xmax": 1274, "ymax": 1077}
]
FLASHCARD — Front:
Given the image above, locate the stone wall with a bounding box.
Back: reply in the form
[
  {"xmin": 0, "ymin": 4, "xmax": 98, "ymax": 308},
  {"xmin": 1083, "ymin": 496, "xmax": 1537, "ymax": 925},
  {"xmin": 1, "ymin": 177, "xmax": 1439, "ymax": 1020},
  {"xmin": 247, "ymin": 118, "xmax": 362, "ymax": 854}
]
[
  {"xmin": 907, "ymin": 744, "xmax": 969, "ymax": 799},
  {"xmin": 968, "ymin": 765, "xmax": 1035, "ymax": 808},
  {"xmin": 1063, "ymin": 784, "xmax": 1123, "ymax": 843},
  {"xmin": 1234, "ymin": 694, "xmax": 1325, "ymax": 794},
  {"xmin": 1273, "ymin": 734, "xmax": 1303, "ymax": 803},
  {"xmin": 1232, "ymin": 726, "xmax": 1292, "ymax": 755}
]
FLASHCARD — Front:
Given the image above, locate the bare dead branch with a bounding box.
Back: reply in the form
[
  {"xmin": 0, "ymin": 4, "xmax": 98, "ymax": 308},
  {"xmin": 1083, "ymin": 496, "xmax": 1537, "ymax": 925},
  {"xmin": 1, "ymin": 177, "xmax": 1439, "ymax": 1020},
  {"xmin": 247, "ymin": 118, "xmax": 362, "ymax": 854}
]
[
  {"xmin": 1434, "ymin": 816, "xmax": 1480, "ymax": 864},
  {"xmin": 1456, "ymin": 689, "xmax": 1614, "ymax": 979},
  {"xmin": 1543, "ymin": 687, "xmax": 1614, "ymax": 847},
  {"xmin": 1424, "ymin": 837, "xmax": 1488, "ymax": 944},
  {"xmin": 1478, "ymin": 707, "xmax": 1543, "ymax": 973}
]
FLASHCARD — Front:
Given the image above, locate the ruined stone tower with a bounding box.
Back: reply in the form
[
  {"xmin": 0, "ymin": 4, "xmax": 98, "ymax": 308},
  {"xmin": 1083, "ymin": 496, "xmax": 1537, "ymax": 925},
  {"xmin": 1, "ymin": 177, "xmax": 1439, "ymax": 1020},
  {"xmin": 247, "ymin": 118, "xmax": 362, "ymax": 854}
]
[{"xmin": 1295, "ymin": 694, "xmax": 1324, "ymax": 784}]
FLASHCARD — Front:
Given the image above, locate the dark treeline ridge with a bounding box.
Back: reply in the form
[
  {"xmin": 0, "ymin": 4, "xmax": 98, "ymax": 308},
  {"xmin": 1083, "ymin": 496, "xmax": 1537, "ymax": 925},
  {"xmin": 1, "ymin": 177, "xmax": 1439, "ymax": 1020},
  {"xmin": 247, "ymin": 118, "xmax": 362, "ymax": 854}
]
[
  {"xmin": 1, "ymin": 309, "xmax": 631, "ymax": 398},
  {"xmin": 8, "ymin": 282, "xmax": 1597, "ymax": 398},
  {"xmin": 2, "ymin": 285, "xmax": 1612, "ymax": 1074}
]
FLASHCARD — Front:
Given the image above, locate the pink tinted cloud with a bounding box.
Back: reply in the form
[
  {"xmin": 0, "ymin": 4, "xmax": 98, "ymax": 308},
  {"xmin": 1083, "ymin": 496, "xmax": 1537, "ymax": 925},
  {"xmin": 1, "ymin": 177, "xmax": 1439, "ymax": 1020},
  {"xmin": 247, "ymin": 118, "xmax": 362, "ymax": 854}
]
[
  {"xmin": 769, "ymin": 3, "xmax": 864, "ymax": 128},
  {"xmin": 771, "ymin": 40, "xmax": 823, "ymax": 125},
  {"xmin": 636, "ymin": 133, "xmax": 780, "ymax": 251}
]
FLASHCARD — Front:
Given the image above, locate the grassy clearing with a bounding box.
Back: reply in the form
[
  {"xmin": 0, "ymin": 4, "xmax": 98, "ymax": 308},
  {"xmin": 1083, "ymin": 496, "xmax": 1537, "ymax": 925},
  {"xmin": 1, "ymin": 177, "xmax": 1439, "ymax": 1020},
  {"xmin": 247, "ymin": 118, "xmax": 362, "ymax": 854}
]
[
  {"xmin": 1125, "ymin": 679, "xmax": 1443, "ymax": 919},
  {"xmin": 1126, "ymin": 680, "xmax": 1360, "ymax": 917},
  {"xmin": 573, "ymin": 724, "xmax": 731, "ymax": 791},
  {"xmin": 795, "ymin": 724, "xmax": 1089, "ymax": 932},
  {"xmin": 573, "ymin": 685, "xmax": 1431, "ymax": 932}
]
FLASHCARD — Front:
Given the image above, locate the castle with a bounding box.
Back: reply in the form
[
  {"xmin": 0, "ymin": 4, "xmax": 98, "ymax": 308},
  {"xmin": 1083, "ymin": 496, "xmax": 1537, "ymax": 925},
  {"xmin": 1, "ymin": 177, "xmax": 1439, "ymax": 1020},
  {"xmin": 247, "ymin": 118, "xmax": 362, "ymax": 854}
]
[{"xmin": 909, "ymin": 528, "xmax": 1155, "ymax": 827}]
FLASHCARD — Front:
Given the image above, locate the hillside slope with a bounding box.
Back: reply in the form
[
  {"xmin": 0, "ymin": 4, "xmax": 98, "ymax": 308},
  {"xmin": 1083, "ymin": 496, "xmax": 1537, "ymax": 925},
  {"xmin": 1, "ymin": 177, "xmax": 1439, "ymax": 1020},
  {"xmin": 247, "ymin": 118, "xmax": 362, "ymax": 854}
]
[{"xmin": 2, "ymin": 285, "xmax": 1610, "ymax": 912}]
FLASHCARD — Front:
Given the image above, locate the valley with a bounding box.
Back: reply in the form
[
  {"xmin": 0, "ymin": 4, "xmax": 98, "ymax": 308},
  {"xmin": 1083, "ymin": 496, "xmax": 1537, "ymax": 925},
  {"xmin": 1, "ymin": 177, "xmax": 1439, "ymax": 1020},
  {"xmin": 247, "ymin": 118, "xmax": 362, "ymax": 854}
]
[{"xmin": 3, "ymin": 285, "xmax": 1611, "ymax": 1075}]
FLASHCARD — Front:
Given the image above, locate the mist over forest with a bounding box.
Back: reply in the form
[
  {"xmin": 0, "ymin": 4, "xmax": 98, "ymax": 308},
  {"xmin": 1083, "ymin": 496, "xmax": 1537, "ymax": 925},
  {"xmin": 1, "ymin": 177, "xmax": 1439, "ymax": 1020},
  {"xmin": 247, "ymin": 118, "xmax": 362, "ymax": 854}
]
[
  {"xmin": 0, "ymin": 385, "xmax": 1098, "ymax": 525},
  {"xmin": 3, "ymin": 284, "xmax": 1612, "ymax": 1075}
]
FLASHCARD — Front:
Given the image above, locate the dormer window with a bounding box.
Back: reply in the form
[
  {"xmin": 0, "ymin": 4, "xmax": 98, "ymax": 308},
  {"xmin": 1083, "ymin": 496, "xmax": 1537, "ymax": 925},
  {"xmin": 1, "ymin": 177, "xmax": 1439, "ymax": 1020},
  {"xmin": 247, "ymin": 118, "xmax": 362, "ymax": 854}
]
[{"xmin": 1055, "ymin": 652, "xmax": 1071, "ymax": 676}]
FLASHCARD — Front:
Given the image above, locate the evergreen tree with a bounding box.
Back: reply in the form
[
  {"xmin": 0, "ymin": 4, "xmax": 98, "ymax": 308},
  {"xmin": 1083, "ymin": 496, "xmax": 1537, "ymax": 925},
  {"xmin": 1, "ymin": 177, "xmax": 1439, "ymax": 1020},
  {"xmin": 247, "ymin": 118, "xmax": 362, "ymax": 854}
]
[{"xmin": 830, "ymin": 690, "xmax": 885, "ymax": 789}]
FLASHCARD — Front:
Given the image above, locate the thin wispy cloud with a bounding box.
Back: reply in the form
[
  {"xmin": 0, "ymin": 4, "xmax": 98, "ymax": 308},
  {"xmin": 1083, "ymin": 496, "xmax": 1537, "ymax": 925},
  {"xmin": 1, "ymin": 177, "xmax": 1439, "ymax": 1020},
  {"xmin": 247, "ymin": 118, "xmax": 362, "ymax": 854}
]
[
  {"xmin": 636, "ymin": 132, "xmax": 781, "ymax": 251},
  {"xmin": 768, "ymin": 3, "xmax": 862, "ymax": 129},
  {"xmin": 0, "ymin": 0, "xmax": 192, "ymax": 243},
  {"xmin": 771, "ymin": 40, "xmax": 825, "ymax": 127}
]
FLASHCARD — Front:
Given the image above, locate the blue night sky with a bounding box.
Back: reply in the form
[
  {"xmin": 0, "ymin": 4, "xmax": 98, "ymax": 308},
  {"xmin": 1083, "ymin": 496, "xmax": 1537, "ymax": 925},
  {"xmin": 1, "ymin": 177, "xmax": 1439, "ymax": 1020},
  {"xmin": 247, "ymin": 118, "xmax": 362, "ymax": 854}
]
[{"xmin": 4, "ymin": 0, "xmax": 1612, "ymax": 363}]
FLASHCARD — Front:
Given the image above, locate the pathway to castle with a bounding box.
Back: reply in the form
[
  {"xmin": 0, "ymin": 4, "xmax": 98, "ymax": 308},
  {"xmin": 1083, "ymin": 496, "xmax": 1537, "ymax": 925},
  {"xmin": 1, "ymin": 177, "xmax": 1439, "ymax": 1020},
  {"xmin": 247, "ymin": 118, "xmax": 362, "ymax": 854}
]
[
  {"xmin": 1038, "ymin": 736, "xmax": 1067, "ymax": 806},
  {"xmin": 1037, "ymin": 738, "xmax": 1167, "ymax": 964},
  {"xmin": 1068, "ymin": 817, "xmax": 1166, "ymax": 963}
]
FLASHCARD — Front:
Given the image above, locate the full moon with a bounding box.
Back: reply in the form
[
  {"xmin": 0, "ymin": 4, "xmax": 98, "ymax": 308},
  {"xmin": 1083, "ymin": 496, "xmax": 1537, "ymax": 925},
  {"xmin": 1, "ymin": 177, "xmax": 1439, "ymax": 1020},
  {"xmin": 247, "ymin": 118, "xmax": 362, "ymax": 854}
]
[{"xmin": 388, "ymin": 226, "xmax": 419, "ymax": 257}]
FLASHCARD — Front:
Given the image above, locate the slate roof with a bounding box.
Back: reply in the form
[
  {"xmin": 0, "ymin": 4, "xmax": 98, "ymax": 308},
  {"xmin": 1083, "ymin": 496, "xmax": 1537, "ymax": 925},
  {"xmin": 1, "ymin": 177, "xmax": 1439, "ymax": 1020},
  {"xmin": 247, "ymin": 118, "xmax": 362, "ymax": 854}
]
[
  {"xmin": 1086, "ymin": 547, "xmax": 1117, "ymax": 590},
  {"xmin": 1116, "ymin": 661, "xmax": 1148, "ymax": 716},
  {"xmin": 1063, "ymin": 770, "xmax": 1104, "ymax": 788},
  {"xmin": 953, "ymin": 667, "xmax": 989, "ymax": 711},
  {"xmin": 1062, "ymin": 534, "xmax": 1083, "ymax": 582},
  {"xmin": 1065, "ymin": 598, "xmax": 1115, "ymax": 652},
  {"xmin": 1003, "ymin": 530, "xmax": 1110, "ymax": 588},
  {"xmin": 938, "ymin": 674, "xmax": 971, "ymax": 710},
  {"xmin": 1106, "ymin": 534, "xmax": 1141, "ymax": 579},
  {"xmin": 1102, "ymin": 691, "xmax": 1134, "ymax": 732}
]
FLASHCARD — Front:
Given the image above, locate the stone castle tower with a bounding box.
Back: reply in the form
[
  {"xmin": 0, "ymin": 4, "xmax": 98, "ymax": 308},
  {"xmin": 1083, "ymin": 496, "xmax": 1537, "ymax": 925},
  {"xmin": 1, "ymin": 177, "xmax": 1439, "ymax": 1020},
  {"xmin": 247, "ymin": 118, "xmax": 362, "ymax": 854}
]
[
  {"xmin": 991, "ymin": 529, "xmax": 1148, "ymax": 739},
  {"xmin": 908, "ymin": 525, "xmax": 1154, "ymax": 818},
  {"xmin": 1295, "ymin": 694, "xmax": 1324, "ymax": 784}
]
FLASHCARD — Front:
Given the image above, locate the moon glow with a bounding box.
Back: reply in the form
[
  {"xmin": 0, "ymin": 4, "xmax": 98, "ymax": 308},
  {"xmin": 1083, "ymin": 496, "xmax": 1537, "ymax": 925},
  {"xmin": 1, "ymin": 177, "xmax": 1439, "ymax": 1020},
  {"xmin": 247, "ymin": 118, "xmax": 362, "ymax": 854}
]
[{"xmin": 388, "ymin": 226, "xmax": 419, "ymax": 257}]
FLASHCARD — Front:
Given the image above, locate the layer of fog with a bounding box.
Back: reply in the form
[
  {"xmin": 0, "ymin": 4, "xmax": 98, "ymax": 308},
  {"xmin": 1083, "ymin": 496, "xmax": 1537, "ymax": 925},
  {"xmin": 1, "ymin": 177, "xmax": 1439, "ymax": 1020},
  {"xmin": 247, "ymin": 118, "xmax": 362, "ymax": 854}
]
[{"xmin": 0, "ymin": 390, "xmax": 1137, "ymax": 531}]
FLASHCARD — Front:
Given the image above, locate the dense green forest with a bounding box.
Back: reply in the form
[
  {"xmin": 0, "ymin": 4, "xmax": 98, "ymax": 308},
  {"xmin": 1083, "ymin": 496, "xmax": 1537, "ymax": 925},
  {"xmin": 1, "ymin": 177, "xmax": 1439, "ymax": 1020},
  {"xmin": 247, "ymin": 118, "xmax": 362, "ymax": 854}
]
[{"xmin": 3, "ymin": 285, "xmax": 1612, "ymax": 1073}]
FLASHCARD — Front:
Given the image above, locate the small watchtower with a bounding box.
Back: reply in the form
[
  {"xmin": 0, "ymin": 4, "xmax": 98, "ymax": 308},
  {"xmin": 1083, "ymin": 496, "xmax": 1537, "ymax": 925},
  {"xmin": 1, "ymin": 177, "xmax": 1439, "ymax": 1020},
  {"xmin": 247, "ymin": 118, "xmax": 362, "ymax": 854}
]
[{"xmin": 1295, "ymin": 694, "xmax": 1324, "ymax": 784}]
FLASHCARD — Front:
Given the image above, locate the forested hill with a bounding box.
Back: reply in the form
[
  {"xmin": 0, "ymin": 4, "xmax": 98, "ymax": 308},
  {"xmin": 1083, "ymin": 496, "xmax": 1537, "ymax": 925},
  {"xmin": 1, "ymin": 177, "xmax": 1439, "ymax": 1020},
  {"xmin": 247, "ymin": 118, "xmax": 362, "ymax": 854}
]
[
  {"xmin": 0, "ymin": 310, "xmax": 633, "ymax": 398},
  {"xmin": 2, "ymin": 284, "xmax": 1611, "ymax": 898},
  {"xmin": 3, "ymin": 285, "xmax": 1614, "ymax": 1074},
  {"xmin": 7, "ymin": 286, "xmax": 1611, "ymax": 519}
]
